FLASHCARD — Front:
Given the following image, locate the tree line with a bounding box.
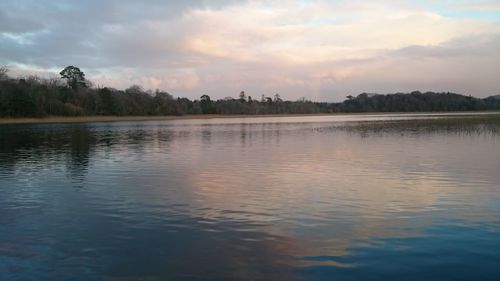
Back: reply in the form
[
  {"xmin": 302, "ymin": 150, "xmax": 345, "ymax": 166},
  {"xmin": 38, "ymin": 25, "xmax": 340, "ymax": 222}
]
[{"xmin": 0, "ymin": 66, "xmax": 499, "ymax": 117}]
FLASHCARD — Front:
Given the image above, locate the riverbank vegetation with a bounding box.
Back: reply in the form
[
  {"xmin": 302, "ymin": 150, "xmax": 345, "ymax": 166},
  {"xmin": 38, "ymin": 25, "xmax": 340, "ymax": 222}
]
[{"xmin": 1, "ymin": 66, "xmax": 499, "ymax": 118}]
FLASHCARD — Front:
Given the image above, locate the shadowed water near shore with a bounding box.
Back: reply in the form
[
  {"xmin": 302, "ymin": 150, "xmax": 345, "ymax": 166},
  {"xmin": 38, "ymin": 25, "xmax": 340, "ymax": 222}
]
[{"xmin": 1, "ymin": 113, "xmax": 500, "ymax": 280}]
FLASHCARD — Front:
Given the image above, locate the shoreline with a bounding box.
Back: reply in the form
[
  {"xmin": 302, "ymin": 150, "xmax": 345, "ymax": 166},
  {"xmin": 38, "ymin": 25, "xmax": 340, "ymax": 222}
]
[
  {"xmin": 0, "ymin": 114, "xmax": 338, "ymax": 125},
  {"xmin": 1, "ymin": 111, "xmax": 500, "ymax": 125}
]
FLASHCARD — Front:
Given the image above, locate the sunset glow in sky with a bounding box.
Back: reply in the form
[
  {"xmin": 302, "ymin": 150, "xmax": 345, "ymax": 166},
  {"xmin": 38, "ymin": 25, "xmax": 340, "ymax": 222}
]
[{"xmin": 1, "ymin": 0, "xmax": 500, "ymax": 101}]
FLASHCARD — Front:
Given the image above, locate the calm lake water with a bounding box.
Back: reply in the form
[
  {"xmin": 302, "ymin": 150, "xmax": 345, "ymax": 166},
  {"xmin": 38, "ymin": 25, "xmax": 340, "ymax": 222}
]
[{"xmin": 1, "ymin": 113, "xmax": 500, "ymax": 281}]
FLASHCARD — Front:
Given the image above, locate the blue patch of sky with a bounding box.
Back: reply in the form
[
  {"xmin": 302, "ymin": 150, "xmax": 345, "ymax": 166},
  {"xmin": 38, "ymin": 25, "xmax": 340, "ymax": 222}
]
[
  {"xmin": 422, "ymin": 1, "xmax": 500, "ymax": 21},
  {"xmin": 440, "ymin": 10, "xmax": 500, "ymax": 20}
]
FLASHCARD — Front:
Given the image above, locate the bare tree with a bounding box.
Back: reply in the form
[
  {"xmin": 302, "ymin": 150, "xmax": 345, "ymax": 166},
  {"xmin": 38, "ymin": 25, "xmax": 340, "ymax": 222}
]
[{"xmin": 0, "ymin": 66, "xmax": 8, "ymax": 80}]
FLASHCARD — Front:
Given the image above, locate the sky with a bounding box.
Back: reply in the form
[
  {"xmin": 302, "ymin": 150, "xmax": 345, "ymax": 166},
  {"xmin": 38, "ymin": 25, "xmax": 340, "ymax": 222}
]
[{"xmin": 1, "ymin": 0, "xmax": 500, "ymax": 101}]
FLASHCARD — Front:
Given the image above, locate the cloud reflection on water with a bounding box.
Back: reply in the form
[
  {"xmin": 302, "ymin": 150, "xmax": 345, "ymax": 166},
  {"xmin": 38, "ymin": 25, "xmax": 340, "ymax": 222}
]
[{"xmin": 1, "ymin": 114, "xmax": 500, "ymax": 280}]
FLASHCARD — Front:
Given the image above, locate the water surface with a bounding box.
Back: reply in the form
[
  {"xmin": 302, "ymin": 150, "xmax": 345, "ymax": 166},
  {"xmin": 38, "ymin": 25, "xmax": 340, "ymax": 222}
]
[{"xmin": 1, "ymin": 113, "xmax": 500, "ymax": 280}]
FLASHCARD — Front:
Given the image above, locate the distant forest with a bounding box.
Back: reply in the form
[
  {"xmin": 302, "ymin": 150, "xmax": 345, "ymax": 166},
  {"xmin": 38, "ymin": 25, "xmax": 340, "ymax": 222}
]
[{"xmin": 1, "ymin": 66, "xmax": 500, "ymax": 117}]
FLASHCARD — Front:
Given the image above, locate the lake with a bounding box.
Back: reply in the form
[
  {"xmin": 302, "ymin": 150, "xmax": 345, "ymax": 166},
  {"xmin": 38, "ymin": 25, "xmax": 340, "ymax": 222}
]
[{"xmin": 1, "ymin": 113, "xmax": 499, "ymax": 281}]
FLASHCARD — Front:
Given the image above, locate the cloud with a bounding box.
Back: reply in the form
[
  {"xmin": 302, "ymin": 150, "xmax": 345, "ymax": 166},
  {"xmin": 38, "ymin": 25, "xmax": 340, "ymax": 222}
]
[{"xmin": 1, "ymin": 0, "xmax": 499, "ymax": 100}]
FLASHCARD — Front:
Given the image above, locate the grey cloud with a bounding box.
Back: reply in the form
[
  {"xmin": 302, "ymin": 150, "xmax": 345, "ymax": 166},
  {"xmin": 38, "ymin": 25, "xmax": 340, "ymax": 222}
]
[
  {"xmin": 0, "ymin": 0, "xmax": 237, "ymax": 68},
  {"xmin": 1, "ymin": 0, "xmax": 239, "ymax": 33},
  {"xmin": 319, "ymin": 35, "xmax": 500, "ymax": 100},
  {"xmin": 392, "ymin": 33, "xmax": 500, "ymax": 59},
  {"xmin": 0, "ymin": 1, "xmax": 53, "ymax": 33}
]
